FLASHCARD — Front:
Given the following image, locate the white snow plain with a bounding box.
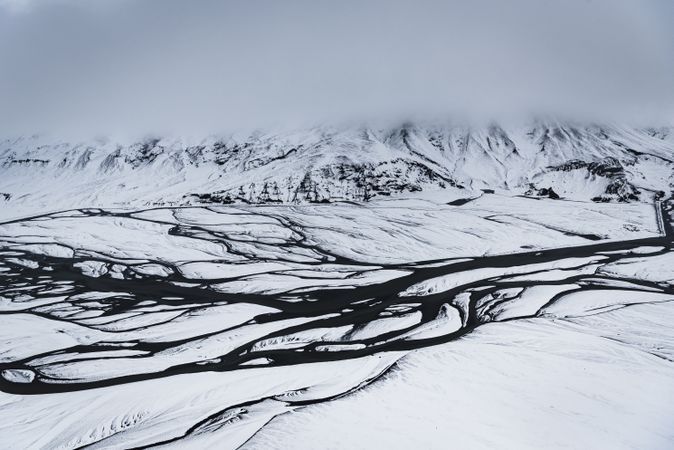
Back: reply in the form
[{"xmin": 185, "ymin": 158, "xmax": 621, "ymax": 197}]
[{"xmin": 0, "ymin": 196, "xmax": 673, "ymax": 450}]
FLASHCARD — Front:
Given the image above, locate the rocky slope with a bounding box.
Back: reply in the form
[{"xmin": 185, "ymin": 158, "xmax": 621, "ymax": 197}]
[{"xmin": 1, "ymin": 121, "xmax": 673, "ymax": 217}]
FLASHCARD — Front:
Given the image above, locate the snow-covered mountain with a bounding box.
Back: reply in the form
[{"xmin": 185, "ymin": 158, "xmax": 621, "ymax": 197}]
[
  {"xmin": 1, "ymin": 121, "xmax": 673, "ymax": 217},
  {"xmin": 2, "ymin": 121, "xmax": 674, "ymax": 449}
]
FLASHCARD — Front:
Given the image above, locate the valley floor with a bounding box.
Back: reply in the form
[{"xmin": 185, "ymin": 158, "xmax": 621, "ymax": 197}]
[{"xmin": 0, "ymin": 195, "xmax": 672, "ymax": 449}]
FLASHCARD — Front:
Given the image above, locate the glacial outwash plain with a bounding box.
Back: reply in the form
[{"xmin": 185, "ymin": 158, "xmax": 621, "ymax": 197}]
[{"xmin": 1, "ymin": 123, "xmax": 674, "ymax": 448}]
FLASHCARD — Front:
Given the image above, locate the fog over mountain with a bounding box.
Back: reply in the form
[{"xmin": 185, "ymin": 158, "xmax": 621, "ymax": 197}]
[
  {"xmin": 0, "ymin": 0, "xmax": 673, "ymax": 137},
  {"xmin": 2, "ymin": 3, "xmax": 674, "ymax": 450}
]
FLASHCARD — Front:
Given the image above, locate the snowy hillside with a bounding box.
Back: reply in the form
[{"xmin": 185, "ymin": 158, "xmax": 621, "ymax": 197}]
[
  {"xmin": 1, "ymin": 121, "xmax": 673, "ymax": 219},
  {"xmin": 2, "ymin": 121, "xmax": 674, "ymax": 449}
]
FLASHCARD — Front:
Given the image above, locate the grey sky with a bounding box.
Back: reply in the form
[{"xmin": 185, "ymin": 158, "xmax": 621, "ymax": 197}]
[{"xmin": 0, "ymin": 0, "xmax": 672, "ymax": 137}]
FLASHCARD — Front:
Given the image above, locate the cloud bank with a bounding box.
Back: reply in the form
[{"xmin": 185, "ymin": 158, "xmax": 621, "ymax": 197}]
[{"xmin": 0, "ymin": 0, "xmax": 672, "ymax": 136}]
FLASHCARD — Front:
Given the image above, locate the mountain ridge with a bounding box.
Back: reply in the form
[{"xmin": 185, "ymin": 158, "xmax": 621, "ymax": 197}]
[{"xmin": 1, "ymin": 121, "xmax": 673, "ymax": 218}]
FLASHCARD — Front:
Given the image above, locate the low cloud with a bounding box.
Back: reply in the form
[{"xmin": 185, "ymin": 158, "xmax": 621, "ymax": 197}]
[{"xmin": 1, "ymin": 0, "xmax": 673, "ymax": 137}]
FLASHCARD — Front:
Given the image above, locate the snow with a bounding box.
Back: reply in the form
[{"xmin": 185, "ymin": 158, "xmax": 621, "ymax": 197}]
[
  {"xmin": 540, "ymin": 289, "xmax": 674, "ymax": 318},
  {"xmin": 245, "ymin": 310, "xmax": 674, "ymax": 450},
  {"xmin": 402, "ymin": 304, "xmax": 463, "ymax": 340},
  {"xmin": 0, "ymin": 352, "xmax": 403, "ymax": 449},
  {"xmin": 1, "ymin": 139, "xmax": 673, "ymax": 450},
  {"xmin": 401, "ymin": 256, "xmax": 605, "ymax": 297},
  {"xmin": 1, "ymin": 369, "xmax": 36, "ymax": 384},
  {"xmin": 251, "ymin": 325, "xmax": 354, "ymax": 352},
  {"xmin": 344, "ymin": 311, "xmax": 420, "ymax": 341},
  {"xmin": 74, "ymin": 260, "xmax": 108, "ymax": 277},
  {"xmin": 598, "ymin": 251, "xmax": 674, "ymax": 285},
  {"xmin": 485, "ymin": 284, "xmax": 578, "ymax": 321},
  {"xmin": 0, "ymin": 314, "xmax": 108, "ymax": 363},
  {"xmin": 212, "ymin": 269, "xmax": 410, "ymax": 295},
  {"xmin": 1, "ymin": 122, "xmax": 673, "ymax": 221}
]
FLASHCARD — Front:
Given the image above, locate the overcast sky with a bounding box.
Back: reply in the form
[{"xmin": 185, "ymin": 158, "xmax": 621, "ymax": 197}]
[{"xmin": 0, "ymin": 0, "xmax": 672, "ymax": 137}]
